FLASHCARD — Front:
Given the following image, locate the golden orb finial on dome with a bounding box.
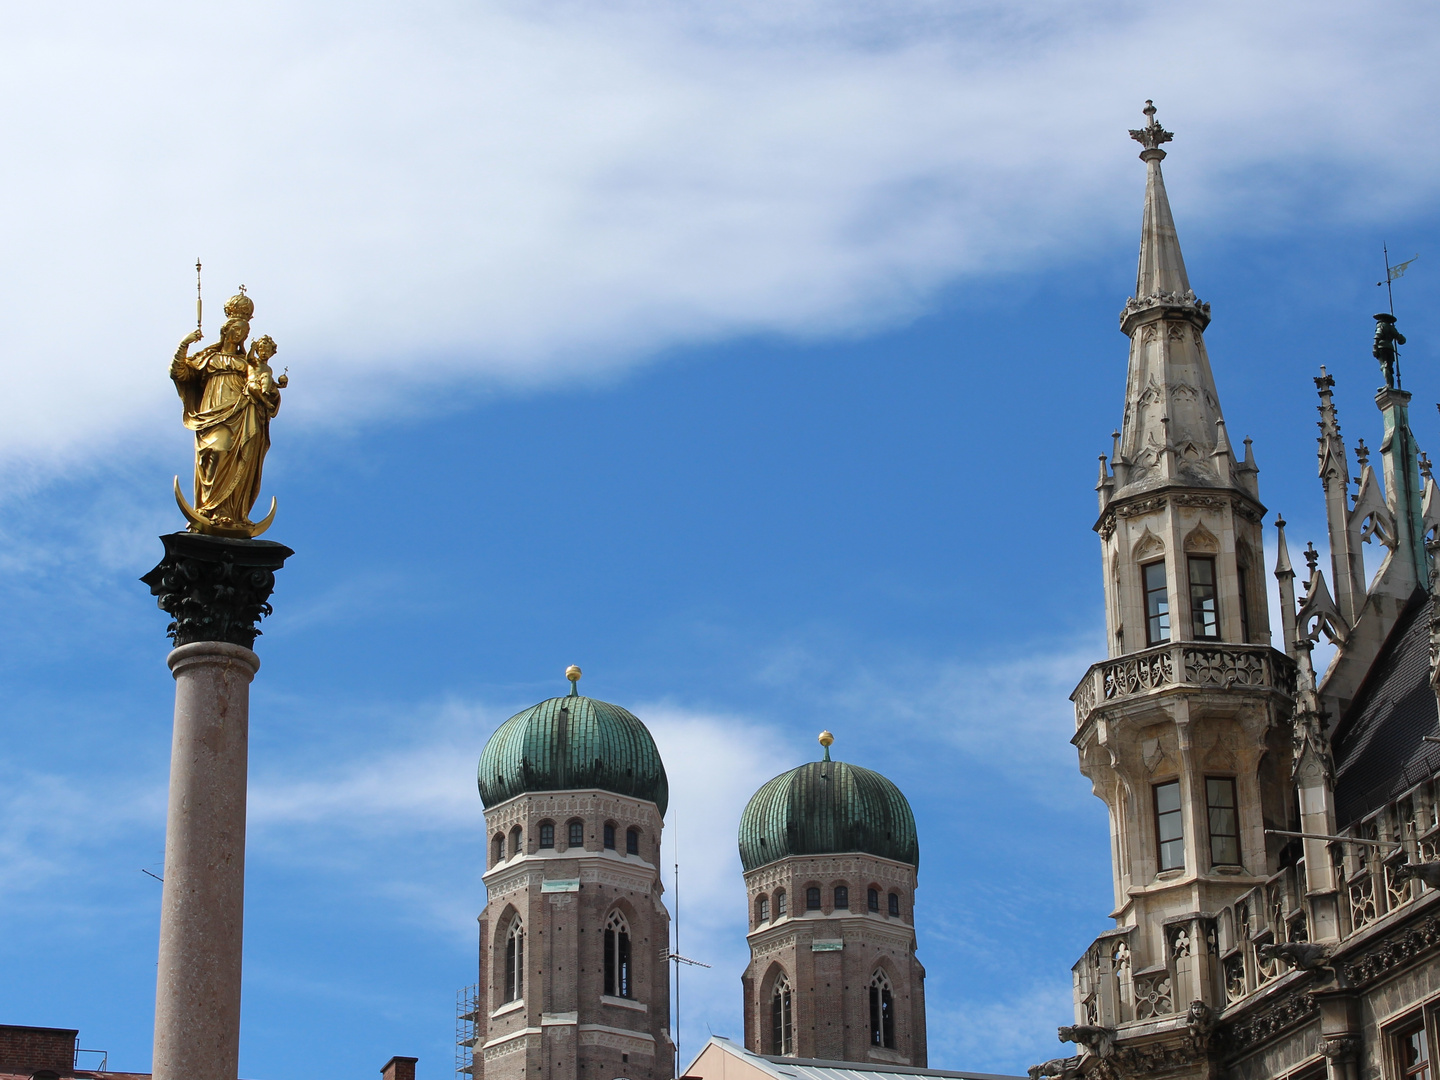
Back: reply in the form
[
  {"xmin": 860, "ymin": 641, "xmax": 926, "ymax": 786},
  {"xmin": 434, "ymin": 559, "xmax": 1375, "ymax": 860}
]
[
  {"xmin": 819, "ymin": 730, "xmax": 834, "ymax": 761},
  {"xmin": 566, "ymin": 665, "xmax": 582, "ymax": 696}
]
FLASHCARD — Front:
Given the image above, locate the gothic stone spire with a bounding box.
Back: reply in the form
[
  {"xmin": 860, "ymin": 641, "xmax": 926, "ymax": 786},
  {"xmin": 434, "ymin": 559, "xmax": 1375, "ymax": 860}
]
[{"xmin": 1114, "ymin": 102, "xmax": 1231, "ymax": 498}]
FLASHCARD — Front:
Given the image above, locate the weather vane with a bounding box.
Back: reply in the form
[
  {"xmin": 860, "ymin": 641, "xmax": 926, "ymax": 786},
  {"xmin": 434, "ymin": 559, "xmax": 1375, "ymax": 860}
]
[
  {"xmin": 1378, "ymin": 245, "xmax": 1418, "ymax": 316},
  {"xmin": 1374, "ymin": 246, "xmax": 1415, "ymax": 391}
]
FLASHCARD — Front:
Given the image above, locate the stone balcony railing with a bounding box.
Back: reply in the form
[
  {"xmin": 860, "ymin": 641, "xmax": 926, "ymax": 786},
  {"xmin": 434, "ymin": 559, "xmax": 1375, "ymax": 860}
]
[
  {"xmin": 1070, "ymin": 642, "xmax": 1296, "ymax": 729},
  {"xmin": 1072, "ymin": 758, "xmax": 1440, "ymax": 1030}
]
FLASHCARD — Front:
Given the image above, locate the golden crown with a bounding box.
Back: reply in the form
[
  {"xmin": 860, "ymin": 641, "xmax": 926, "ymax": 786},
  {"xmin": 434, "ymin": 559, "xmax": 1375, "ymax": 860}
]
[{"xmin": 223, "ymin": 289, "xmax": 254, "ymax": 320}]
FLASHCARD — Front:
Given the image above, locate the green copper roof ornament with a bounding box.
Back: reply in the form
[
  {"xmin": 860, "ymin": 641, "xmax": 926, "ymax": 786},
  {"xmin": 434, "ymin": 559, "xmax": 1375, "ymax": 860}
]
[{"xmin": 819, "ymin": 729, "xmax": 834, "ymax": 761}]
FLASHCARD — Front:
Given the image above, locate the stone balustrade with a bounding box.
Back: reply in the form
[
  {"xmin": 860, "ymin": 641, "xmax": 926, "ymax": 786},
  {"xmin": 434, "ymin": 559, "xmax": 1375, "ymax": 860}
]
[
  {"xmin": 1070, "ymin": 642, "xmax": 1296, "ymax": 729},
  {"xmin": 1072, "ymin": 765, "xmax": 1440, "ymax": 1029}
]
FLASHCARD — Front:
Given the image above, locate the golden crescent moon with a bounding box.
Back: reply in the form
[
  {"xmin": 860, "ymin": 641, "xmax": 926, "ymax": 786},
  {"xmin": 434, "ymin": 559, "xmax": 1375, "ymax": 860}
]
[
  {"xmin": 173, "ymin": 476, "xmax": 209, "ymax": 531},
  {"xmin": 250, "ymin": 497, "xmax": 277, "ymax": 537}
]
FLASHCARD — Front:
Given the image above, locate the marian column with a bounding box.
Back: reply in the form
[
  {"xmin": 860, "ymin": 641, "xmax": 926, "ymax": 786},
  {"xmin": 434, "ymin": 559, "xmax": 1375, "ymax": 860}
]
[{"xmin": 143, "ymin": 288, "xmax": 292, "ymax": 1080}]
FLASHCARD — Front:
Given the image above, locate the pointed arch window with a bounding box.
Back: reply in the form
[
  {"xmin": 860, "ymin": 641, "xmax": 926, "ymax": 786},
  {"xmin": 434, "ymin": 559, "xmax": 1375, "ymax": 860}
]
[
  {"xmin": 603, "ymin": 911, "xmax": 632, "ymax": 998},
  {"xmin": 869, "ymin": 970, "xmax": 895, "ymax": 1049},
  {"xmin": 770, "ymin": 976, "xmax": 794, "ymax": 1056},
  {"xmin": 503, "ymin": 917, "xmax": 524, "ymax": 1003}
]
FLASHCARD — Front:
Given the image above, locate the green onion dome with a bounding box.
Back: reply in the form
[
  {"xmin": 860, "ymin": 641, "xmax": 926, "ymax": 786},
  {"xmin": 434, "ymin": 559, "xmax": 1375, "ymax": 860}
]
[
  {"xmin": 477, "ymin": 671, "xmax": 668, "ymax": 815},
  {"xmin": 737, "ymin": 735, "xmax": 918, "ymax": 872}
]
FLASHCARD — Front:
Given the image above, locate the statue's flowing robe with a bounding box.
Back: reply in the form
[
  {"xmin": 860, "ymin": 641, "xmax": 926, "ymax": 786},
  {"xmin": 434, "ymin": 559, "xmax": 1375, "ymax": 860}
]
[{"xmin": 172, "ymin": 347, "xmax": 280, "ymax": 527}]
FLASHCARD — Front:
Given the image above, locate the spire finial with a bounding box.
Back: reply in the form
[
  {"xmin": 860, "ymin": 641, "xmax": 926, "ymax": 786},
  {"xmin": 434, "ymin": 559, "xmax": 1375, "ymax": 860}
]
[
  {"xmin": 565, "ymin": 664, "xmax": 581, "ymax": 696},
  {"xmin": 818, "ymin": 730, "xmax": 834, "ymax": 761},
  {"xmin": 1422, "ymin": 453, "xmax": 1434, "ymax": 483},
  {"xmin": 1356, "ymin": 438, "xmax": 1370, "ymax": 469},
  {"xmin": 1129, "ymin": 100, "xmax": 1174, "ymax": 155},
  {"xmin": 1304, "ymin": 542, "xmax": 1320, "ymax": 576}
]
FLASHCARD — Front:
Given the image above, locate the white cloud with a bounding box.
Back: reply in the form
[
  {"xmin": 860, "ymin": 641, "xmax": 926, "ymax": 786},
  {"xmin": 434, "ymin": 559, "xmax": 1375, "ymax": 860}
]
[{"xmin": 0, "ymin": 2, "xmax": 1436, "ymax": 466}]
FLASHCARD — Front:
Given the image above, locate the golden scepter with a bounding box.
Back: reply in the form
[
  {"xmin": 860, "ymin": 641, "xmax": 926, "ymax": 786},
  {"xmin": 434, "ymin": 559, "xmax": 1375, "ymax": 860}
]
[{"xmin": 195, "ymin": 258, "xmax": 203, "ymax": 332}]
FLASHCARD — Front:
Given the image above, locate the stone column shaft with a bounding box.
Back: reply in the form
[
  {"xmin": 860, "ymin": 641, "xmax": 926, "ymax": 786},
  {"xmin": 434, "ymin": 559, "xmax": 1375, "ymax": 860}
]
[{"xmin": 153, "ymin": 642, "xmax": 260, "ymax": 1080}]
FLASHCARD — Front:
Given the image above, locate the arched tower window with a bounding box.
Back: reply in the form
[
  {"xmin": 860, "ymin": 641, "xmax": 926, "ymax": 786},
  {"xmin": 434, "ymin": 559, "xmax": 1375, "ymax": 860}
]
[
  {"xmin": 509, "ymin": 825, "xmax": 522, "ymax": 857},
  {"xmin": 627, "ymin": 827, "xmax": 640, "ymax": 855},
  {"xmin": 604, "ymin": 823, "xmax": 616, "ymax": 850},
  {"xmin": 887, "ymin": 892, "xmax": 900, "ymax": 917},
  {"xmin": 833, "ymin": 884, "xmax": 849, "ymax": 910},
  {"xmin": 603, "ymin": 911, "xmax": 632, "ymax": 998},
  {"xmin": 869, "ymin": 970, "xmax": 894, "ymax": 1049},
  {"xmin": 492, "ymin": 834, "xmax": 505, "ymax": 865},
  {"xmin": 504, "ymin": 917, "xmax": 524, "ymax": 1002},
  {"xmin": 567, "ymin": 819, "xmax": 584, "ymax": 848},
  {"xmin": 806, "ymin": 886, "xmax": 821, "ymax": 911},
  {"xmin": 756, "ymin": 895, "xmax": 769, "ymax": 924},
  {"xmin": 538, "ymin": 821, "xmax": 555, "ymax": 848},
  {"xmin": 774, "ymin": 889, "xmax": 787, "ymax": 917},
  {"xmin": 770, "ymin": 976, "xmax": 793, "ymax": 1056},
  {"xmin": 867, "ymin": 887, "xmax": 880, "ymax": 912}
]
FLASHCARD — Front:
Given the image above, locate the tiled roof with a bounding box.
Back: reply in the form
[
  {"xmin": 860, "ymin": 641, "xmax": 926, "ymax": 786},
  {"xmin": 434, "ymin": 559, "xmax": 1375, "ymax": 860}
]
[{"xmin": 1332, "ymin": 590, "xmax": 1440, "ymax": 827}]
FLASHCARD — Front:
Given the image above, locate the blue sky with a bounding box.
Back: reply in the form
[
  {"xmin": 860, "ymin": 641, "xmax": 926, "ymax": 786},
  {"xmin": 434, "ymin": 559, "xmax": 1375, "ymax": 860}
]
[{"xmin": 2, "ymin": 2, "xmax": 1440, "ymax": 1077}]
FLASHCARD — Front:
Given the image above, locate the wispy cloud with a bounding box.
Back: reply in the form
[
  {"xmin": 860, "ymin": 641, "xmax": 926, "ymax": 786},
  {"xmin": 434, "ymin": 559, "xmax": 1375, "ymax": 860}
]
[{"xmin": 1, "ymin": 2, "xmax": 1437, "ymax": 467}]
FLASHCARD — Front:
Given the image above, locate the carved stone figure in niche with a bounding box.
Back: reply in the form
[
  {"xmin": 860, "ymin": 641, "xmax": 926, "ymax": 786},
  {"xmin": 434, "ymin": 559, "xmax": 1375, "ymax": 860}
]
[
  {"xmin": 1373, "ymin": 312, "xmax": 1405, "ymax": 390},
  {"xmin": 170, "ymin": 290, "xmax": 288, "ymax": 537}
]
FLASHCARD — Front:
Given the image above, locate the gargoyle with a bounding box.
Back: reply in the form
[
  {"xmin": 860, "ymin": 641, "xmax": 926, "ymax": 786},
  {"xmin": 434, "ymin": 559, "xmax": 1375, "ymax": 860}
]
[
  {"xmin": 1058, "ymin": 1024, "xmax": 1115, "ymax": 1058},
  {"xmin": 1186, "ymin": 1000, "xmax": 1215, "ymax": 1040},
  {"xmin": 1256, "ymin": 941, "xmax": 1334, "ymax": 970},
  {"xmin": 1028, "ymin": 1056, "xmax": 1082, "ymax": 1080},
  {"xmin": 1390, "ymin": 860, "xmax": 1440, "ymax": 890}
]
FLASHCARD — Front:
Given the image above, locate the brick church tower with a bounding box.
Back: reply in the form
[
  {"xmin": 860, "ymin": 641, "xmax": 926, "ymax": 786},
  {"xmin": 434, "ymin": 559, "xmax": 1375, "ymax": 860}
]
[
  {"xmin": 737, "ymin": 732, "xmax": 926, "ymax": 1067},
  {"xmin": 472, "ymin": 668, "xmax": 673, "ymax": 1080}
]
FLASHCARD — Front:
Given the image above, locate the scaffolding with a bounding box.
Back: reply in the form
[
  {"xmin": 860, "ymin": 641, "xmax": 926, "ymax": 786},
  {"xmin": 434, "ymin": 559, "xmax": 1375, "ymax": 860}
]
[{"xmin": 456, "ymin": 984, "xmax": 479, "ymax": 1076}]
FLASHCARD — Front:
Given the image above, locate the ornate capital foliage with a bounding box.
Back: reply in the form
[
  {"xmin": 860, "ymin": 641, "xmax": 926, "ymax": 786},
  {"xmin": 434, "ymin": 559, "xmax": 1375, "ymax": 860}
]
[{"xmin": 142, "ymin": 531, "xmax": 293, "ymax": 648}]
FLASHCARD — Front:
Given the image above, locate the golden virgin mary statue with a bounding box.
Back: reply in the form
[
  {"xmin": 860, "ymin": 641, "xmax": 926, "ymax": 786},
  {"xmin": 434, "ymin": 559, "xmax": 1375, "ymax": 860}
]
[{"xmin": 170, "ymin": 289, "xmax": 288, "ymax": 537}]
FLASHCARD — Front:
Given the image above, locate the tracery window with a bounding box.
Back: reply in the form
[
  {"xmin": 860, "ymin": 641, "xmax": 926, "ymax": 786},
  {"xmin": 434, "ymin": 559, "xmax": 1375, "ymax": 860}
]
[
  {"xmin": 568, "ymin": 819, "xmax": 584, "ymax": 848},
  {"xmin": 539, "ymin": 822, "xmax": 555, "ymax": 848},
  {"xmin": 869, "ymin": 970, "xmax": 895, "ymax": 1049},
  {"xmin": 1144, "ymin": 561, "xmax": 1170, "ymax": 645},
  {"xmin": 1188, "ymin": 556, "xmax": 1219, "ymax": 639},
  {"xmin": 770, "ymin": 976, "xmax": 794, "ymax": 1056},
  {"xmin": 603, "ymin": 911, "xmax": 632, "ymax": 998},
  {"xmin": 833, "ymin": 885, "xmax": 849, "ymax": 910},
  {"xmin": 806, "ymin": 887, "xmax": 822, "ymax": 911},
  {"xmin": 503, "ymin": 917, "xmax": 524, "ymax": 1002},
  {"xmin": 1155, "ymin": 780, "xmax": 1184, "ymax": 871}
]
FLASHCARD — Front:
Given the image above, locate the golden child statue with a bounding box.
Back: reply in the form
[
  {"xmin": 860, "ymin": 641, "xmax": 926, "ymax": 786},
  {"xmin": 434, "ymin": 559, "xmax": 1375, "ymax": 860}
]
[{"xmin": 170, "ymin": 288, "xmax": 288, "ymax": 537}]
